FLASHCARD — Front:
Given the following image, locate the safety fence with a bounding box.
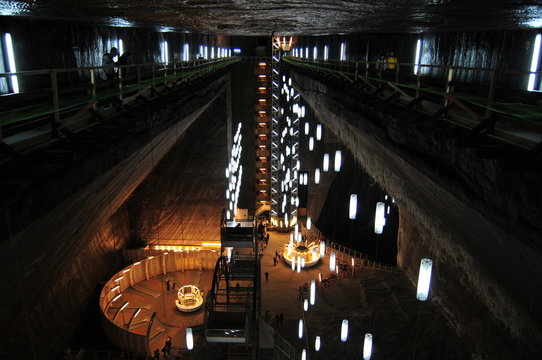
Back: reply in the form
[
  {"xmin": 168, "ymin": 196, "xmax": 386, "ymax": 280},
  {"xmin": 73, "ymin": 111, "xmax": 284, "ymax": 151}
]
[
  {"xmin": 284, "ymin": 56, "xmax": 542, "ymax": 147},
  {"xmin": 0, "ymin": 57, "xmax": 238, "ymax": 142}
]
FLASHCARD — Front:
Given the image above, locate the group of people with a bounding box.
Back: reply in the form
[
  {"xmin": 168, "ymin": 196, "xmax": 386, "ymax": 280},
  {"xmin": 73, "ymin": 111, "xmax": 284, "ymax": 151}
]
[
  {"xmin": 377, "ymin": 50, "xmax": 398, "ymax": 77},
  {"xmin": 102, "ymin": 47, "xmax": 132, "ymax": 80},
  {"xmin": 153, "ymin": 336, "xmax": 173, "ymax": 359}
]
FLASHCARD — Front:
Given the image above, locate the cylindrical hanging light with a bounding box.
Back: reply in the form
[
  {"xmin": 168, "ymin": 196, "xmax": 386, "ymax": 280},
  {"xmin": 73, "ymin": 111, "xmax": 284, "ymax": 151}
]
[
  {"xmin": 315, "ymin": 336, "xmax": 321, "ymax": 351},
  {"xmin": 301, "ymin": 349, "xmax": 307, "ymax": 360},
  {"xmin": 340, "ymin": 319, "xmax": 349, "ymax": 342},
  {"xmin": 374, "ymin": 202, "xmax": 386, "ymax": 234},
  {"xmin": 307, "ymin": 217, "xmax": 312, "ymax": 230},
  {"xmin": 309, "ymin": 137, "xmax": 314, "ymax": 151},
  {"xmin": 303, "ymin": 299, "xmax": 309, "ymax": 311},
  {"xmin": 316, "ymin": 124, "xmax": 322, "ymax": 140},
  {"xmin": 416, "ymin": 258, "xmax": 433, "ymax": 301},
  {"xmin": 334, "ymin": 150, "xmax": 342, "ymax": 172},
  {"xmin": 320, "ymin": 241, "xmax": 325, "ymax": 257},
  {"xmin": 363, "ymin": 333, "xmax": 373, "ymax": 360},
  {"xmin": 297, "ymin": 256, "xmax": 302, "ymax": 273},
  {"xmin": 323, "ymin": 153, "xmax": 329, "ymax": 172},
  {"xmin": 330, "ymin": 252, "xmax": 336, "ymax": 271},
  {"xmin": 310, "ymin": 280, "xmax": 316, "ymax": 305},
  {"xmin": 292, "ymin": 255, "xmax": 296, "ymax": 271},
  {"xmin": 298, "ymin": 319, "xmax": 304, "ymax": 338},
  {"xmin": 314, "ymin": 168, "xmax": 321, "ymax": 184},
  {"xmin": 349, "ymin": 194, "xmax": 358, "ymax": 219},
  {"xmin": 186, "ymin": 327, "xmax": 194, "ymax": 350},
  {"xmin": 304, "ymin": 122, "xmax": 310, "ymax": 135}
]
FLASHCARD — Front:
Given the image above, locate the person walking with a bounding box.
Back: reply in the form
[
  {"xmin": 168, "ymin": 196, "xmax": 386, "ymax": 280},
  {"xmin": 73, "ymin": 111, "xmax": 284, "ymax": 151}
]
[
  {"xmin": 165, "ymin": 336, "xmax": 172, "ymax": 356},
  {"xmin": 265, "ymin": 272, "xmax": 269, "ymax": 281},
  {"xmin": 273, "ymin": 257, "xmax": 277, "ymax": 266}
]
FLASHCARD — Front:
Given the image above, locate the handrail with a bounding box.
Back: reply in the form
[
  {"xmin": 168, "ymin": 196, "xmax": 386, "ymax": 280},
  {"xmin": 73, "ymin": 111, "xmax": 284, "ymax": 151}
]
[
  {"xmin": 0, "ymin": 57, "xmax": 239, "ymax": 136},
  {"xmin": 284, "ymin": 56, "xmax": 542, "ymax": 132}
]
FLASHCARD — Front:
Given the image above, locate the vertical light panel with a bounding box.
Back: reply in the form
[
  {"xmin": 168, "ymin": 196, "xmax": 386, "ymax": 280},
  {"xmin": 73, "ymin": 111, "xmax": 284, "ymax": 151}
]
[
  {"xmin": 349, "ymin": 194, "xmax": 357, "ymax": 219},
  {"xmin": 301, "ymin": 349, "xmax": 307, "ymax": 360},
  {"xmin": 303, "ymin": 299, "xmax": 309, "ymax": 311},
  {"xmin": 316, "ymin": 124, "xmax": 322, "ymax": 140},
  {"xmin": 161, "ymin": 40, "xmax": 169, "ymax": 64},
  {"xmin": 204, "ymin": 45, "xmax": 208, "ymax": 59},
  {"xmin": 118, "ymin": 39, "xmax": 124, "ymax": 58},
  {"xmin": 306, "ymin": 217, "xmax": 312, "ymax": 230},
  {"xmin": 414, "ymin": 38, "xmax": 422, "ymax": 75},
  {"xmin": 416, "ymin": 258, "xmax": 433, "ymax": 301},
  {"xmin": 183, "ymin": 43, "xmax": 189, "ymax": 61},
  {"xmin": 186, "ymin": 327, "xmax": 194, "ymax": 350},
  {"xmin": 304, "ymin": 122, "xmax": 310, "ymax": 135},
  {"xmin": 323, "ymin": 153, "xmax": 329, "ymax": 172},
  {"xmin": 309, "ymin": 137, "xmax": 314, "ymax": 151},
  {"xmin": 4, "ymin": 33, "xmax": 19, "ymax": 93},
  {"xmin": 374, "ymin": 202, "xmax": 386, "ymax": 234},
  {"xmin": 313, "ymin": 46, "xmax": 318, "ymax": 60},
  {"xmin": 363, "ymin": 333, "xmax": 373, "ymax": 360},
  {"xmin": 329, "ymin": 252, "xmax": 336, "ymax": 271},
  {"xmin": 310, "ymin": 280, "xmax": 316, "ymax": 305},
  {"xmin": 315, "ymin": 336, "xmax": 321, "ymax": 351},
  {"xmin": 528, "ymin": 34, "xmax": 541, "ymax": 91},
  {"xmin": 340, "ymin": 319, "xmax": 349, "ymax": 342},
  {"xmin": 324, "ymin": 45, "xmax": 329, "ymax": 61},
  {"xmin": 298, "ymin": 319, "xmax": 304, "ymax": 338},
  {"xmin": 334, "ymin": 150, "xmax": 342, "ymax": 172},
  {"xmin": 314, "ymin": 168, "xmax": 321, "ymax": 184},
  {"xmin": 340, "ymin": 42, "xmax": 346, "ymax": 61},
  {"xmin": 306, "ymin": 46, "xmax": 309, "ymax": 58},
  {"xmin": 211, "ymin": 46, "xmax": 215, "ymax": 59}
]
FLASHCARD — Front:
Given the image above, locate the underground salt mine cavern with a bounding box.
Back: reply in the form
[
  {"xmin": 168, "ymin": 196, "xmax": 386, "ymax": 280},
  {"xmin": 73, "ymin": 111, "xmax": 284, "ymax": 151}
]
[{"xmin": 0, "ymin": 1, "xmax": 541, "ymax": 359}]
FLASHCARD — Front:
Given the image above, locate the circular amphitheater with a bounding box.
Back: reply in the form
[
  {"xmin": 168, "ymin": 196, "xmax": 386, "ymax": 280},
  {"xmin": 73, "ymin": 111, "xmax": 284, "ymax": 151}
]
[{"xmin": 99, "ymin": 250, "xmax": 218, "ymax": 357}]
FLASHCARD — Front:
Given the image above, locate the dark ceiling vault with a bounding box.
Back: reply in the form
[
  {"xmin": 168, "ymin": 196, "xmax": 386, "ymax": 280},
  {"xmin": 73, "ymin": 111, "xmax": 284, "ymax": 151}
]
[{"xmin": 2, "ymin": 0, "xmax": 542, "ymax": 35}]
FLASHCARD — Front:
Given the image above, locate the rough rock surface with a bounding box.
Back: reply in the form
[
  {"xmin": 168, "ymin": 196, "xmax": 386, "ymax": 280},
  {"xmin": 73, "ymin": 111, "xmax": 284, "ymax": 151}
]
[{"xmin": 2, "ymin": 0, "xmax": 542, "ymax": 35}]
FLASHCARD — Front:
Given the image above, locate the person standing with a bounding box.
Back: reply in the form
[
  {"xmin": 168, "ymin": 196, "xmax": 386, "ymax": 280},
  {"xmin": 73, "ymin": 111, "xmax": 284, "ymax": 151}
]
[
  {"xmin": 265, "ymin": 272, "xmax": 269, "ymax": 281},
  {"xmin": 102, "ymin": 47, "xmax": 118, "ymax": 80},
  {"xmin": 165, "ymin": 336, "xmax": 172, "ymax": 356},
  {"xmin": 386, "ymin": 51, "xmax": 398, "ymax": 79}
]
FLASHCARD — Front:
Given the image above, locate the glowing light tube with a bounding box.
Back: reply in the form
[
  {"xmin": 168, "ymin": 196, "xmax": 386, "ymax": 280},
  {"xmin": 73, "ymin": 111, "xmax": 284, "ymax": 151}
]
[
  {"xmin": 310, "ymin": 280, "xmax": 316, "ymax": 305},
  {"xmin": 416, "ymin": 258, "xmax": 433, "ymax": 301},
  {"xmin": 528, "ymin": 34, "xmax": 542, "ymax": 91},
  {"xmin": 309, "ymin": 137, "xmax": 314, "ymax": 151},
  {"xmin": 340, "ymin": 319, "xmax": 349, "ymax": 342},
  {"xmin": 307, "ymin": 217, "xmax": 312, "ymax": 230},
  {"xmin": 4, "ymin": 33, "xmax": 19, "ymax": 93},
  {"xmin": 304, "ymin": 299, "xmax": 309, "ymax": 311},
  {"xmin": 304, "ymin": 122, "xmax": 310, "ymax": 135},
  {"xmin": 302, "ymin": 349, "xmax": 307, "ymax": 360},
  {"xmin": 414, "ymin": 39, "xmax": 422, "ymax": 75},
  {"xmin": 374, "ymin": 202, "xmax": 386, "ymax": 234},
  {"xmin": 316, "ymin": 124, "xmax": 322, "ymax": 140},
  {"xmin": 349, "ymin": 194, "xmax": 358, "ymax": 220},
  {"xmin": 323, "ymin": 154, "xmax": 329, "ymax": 172},
  {"xmin": 363, "ymin": 333, "xmax": 373, "ymax": 360},
  {"xmin": 298, "ymin": 319, "xmax": 304, "ymax": 338},
  {"xmin": 186, "ymin": 327, "xmax": 194, "ymax": 350},
  {"xmin": 330, "ymin": 252, "xmax": 336, "ymax": 271},
  {"xmin": 314, "ymin": 168, "xmax": 321, "ymax": 184},
  {"xmin": 315, "ymin": 336, "xmax": 321, "ymax": 351},
  {"xmin": 334, "ymin": 150, "xmax": 342, "ymax": 172}
]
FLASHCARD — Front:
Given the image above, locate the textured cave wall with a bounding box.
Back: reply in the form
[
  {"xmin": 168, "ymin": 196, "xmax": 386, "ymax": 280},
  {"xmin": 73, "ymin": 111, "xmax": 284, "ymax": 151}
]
[
  {"xmin": 0, "ymin": 17, "xmax": 230, "ymax": 91},
  {"xmin": 0, "ymin": 76, "xmax": 229, "ymax": 359},
  {"xmin": 293, "ymin": 71, "xmax": 542, "ymax": 357},
  {"xmin": 295, "ymin": 29, "xmax": 537, "ymax": 89}
]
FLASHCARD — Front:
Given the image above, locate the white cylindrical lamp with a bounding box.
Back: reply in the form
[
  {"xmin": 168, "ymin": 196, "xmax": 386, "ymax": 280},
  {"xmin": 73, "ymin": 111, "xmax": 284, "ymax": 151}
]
[
  {"xmin": 315, "ymin": 336, "xmax": 321, "ymax": 351},
  {"xmin": 349, "ymin": 194, "xmax": 358, "ymax": 219},
  {"xmin": 186, "ymin": 327, "xmax": 194, "ymax": 350},
  {"xmin": 340, "ymin": 319, "xmax": 348, "ymax": 342},
  {"xmin": 334, "ymin": 150, "xmax": 342, "ymax": 172},
  {"xmin": 363, "ymin": 333, "xmax": 373, "ymax": 360},
  {"xmin": 416, "ymin": 258, "xmax": 433, "ymax": 301},
  {"xmin": 329, "ymin": 252, "xmax": 336, "ymax": 271},
  {"xmin": 310, "ymin": 280, "xmax": 316, "ymax": 305}
]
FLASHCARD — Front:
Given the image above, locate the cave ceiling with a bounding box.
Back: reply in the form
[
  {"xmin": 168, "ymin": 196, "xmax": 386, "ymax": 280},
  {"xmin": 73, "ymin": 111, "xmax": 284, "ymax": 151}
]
[{"xmin": 1, "ymin": 0, "xmax": 542, "ymax": 35}]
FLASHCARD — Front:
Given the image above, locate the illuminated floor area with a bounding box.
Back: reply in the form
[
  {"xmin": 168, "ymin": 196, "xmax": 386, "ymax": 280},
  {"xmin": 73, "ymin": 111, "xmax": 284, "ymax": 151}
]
[
  {"xmin": 107, "ymin": 269, "xmax": 214, "ymax": 356},
  {"xmin": 260, "ymin": 232, "xmax": 468, "ymax": 359}
]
